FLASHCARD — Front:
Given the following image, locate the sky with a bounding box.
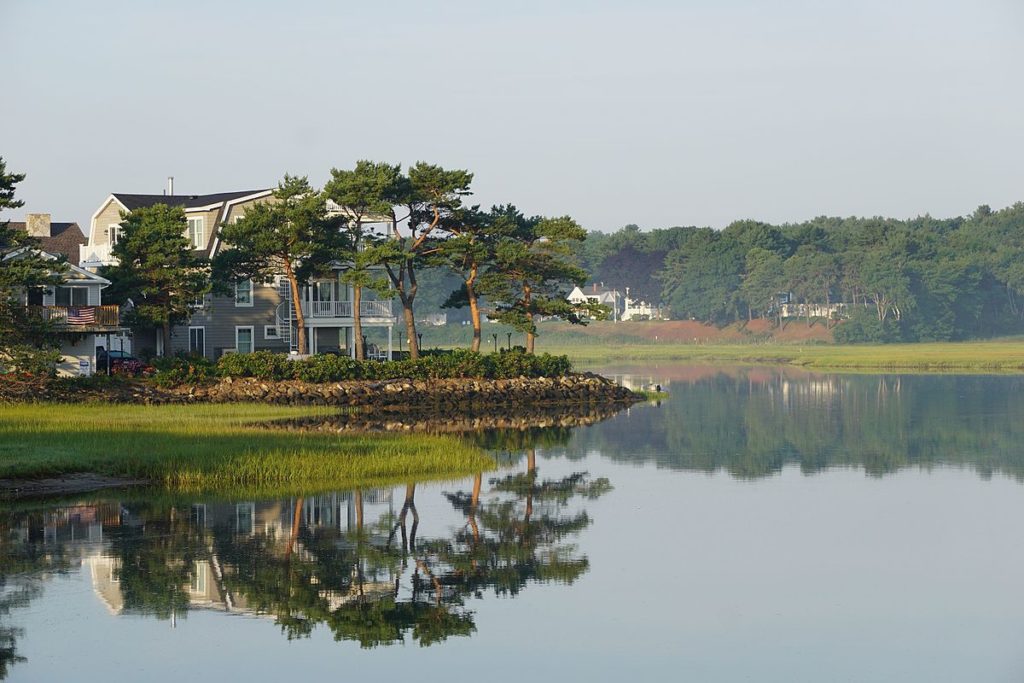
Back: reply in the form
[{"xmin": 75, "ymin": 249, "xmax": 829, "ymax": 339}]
[{"xmin": 2, "ymin": 0, "xmax": 1022, "ymax": 232}]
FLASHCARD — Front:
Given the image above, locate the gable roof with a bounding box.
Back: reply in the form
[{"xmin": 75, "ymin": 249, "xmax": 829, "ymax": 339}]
[
  {"xmin": 6, "ymin": 221, "xmax": 86, "ymax": 259},
  {"xmin": 112, "ymin": 190, "xmax": 271, "ymax": 212},
  {"xmin": 2, "ymin": 247, "xmax": 110, "ymax": 286}
]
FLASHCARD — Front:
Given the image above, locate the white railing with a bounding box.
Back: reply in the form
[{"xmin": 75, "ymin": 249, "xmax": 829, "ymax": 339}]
[
  {"xmin": 299, "ymin": 300, "xmax": 393, "ymax": 318},
  {"xmin": 79, "ymin": 243, "xmax": 118, "ymax": 267}
]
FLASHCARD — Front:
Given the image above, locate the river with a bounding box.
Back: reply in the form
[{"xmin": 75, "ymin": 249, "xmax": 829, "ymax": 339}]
[{"xmin": 2, "ymin": 364, "xmax": 1023, "ymax": 682}]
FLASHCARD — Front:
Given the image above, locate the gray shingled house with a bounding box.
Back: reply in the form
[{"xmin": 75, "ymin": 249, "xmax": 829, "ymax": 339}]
[{"xmin": 79, "ymin": 186, "xmax": 397, "ymax": 360}]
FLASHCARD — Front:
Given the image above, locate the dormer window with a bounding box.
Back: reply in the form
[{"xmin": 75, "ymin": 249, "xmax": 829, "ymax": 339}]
[{"xmin": 187, "ymin": 217, "xmax": 205, "ymax": 250}]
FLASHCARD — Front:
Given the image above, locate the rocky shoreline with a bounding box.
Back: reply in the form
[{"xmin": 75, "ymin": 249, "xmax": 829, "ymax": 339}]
[{"xmin": 0, "ymin": 372, "xmax": 641, "ymax": 408}]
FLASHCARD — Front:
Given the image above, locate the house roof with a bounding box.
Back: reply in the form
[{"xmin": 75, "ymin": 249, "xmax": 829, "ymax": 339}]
[
  {"xmin": 6, "ymin": 221, "xmax": 86, "ymax": 259},
  {"xmin": 112, "ymin": 190, "xmax": 271, "ymax": 211}
]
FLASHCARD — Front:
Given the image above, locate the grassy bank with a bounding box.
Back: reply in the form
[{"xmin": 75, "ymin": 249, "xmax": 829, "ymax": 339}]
[
  {"xmin": 0, "ymin": 404, "xmax": 493, "ymax": 494},
  {"xmin": 547, "ymin": 340, "xmax": 1024, "ymax": 371}
]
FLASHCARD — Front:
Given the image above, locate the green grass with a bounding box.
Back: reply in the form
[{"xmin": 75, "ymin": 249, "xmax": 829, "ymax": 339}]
[
  {"xmin": 551, "ymin": 340, "xmax": 1024, "ymax": 372},
  {"xmin": 0, "ymin": 403, "xmax": 494, "ymax": 494}
]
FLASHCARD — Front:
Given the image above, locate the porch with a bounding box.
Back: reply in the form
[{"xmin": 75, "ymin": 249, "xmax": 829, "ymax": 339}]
[{"xmin": 35, "ymin": 305, "xmax": 122, "ymax": 333}]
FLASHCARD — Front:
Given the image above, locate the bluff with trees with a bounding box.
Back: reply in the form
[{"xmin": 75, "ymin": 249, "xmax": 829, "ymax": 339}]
[{"xmin": 579, "ymin": 205, "xmax": 1024, "ymax": 342}]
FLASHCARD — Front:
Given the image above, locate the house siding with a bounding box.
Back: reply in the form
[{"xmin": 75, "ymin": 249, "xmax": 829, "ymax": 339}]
[
  {"xmin": 91, "ymin": 198, "xmax": 125, "ymax": 246},
  {"xmin": 169, "ymin": 282, "xmax": 286, "ymax": 358}
]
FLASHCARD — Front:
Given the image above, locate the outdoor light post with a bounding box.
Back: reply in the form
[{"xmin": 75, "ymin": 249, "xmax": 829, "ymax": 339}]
[
  {"xmin": 417, "ymin": 333, "xmax": 423, "ymax": 352},
  {"xmin": 492, "ymin": 333, "xmax": 498, "ymax": 353},
  {"xmin": 506, "ymin": 332, "xmax": 512, "ymax": 350}
]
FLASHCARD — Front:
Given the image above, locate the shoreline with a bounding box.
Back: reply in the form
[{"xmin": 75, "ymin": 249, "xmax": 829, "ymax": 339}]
[
  {"xmin": 0, "ymin": 373, "xmax": 643, "ymax": 406},
  {"xmin": 539, "ymin": 340, "xmax": 1024, "ymax": 372}
]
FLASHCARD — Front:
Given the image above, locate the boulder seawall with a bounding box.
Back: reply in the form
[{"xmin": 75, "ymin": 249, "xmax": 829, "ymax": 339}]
[{"xmin": 3, "ymin": 373, "xmax": 640, "ymax": 408}]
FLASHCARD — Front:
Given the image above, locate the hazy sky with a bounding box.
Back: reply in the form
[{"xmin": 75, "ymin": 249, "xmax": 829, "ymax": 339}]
[{"xmin": 2, "ymin": 0, "xmax": 1022, "ymax": 232}]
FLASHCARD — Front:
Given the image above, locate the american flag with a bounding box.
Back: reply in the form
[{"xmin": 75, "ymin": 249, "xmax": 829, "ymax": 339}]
[{"xmin": 67, "ymin": 307, "xmax": 96, "ymax": 325}]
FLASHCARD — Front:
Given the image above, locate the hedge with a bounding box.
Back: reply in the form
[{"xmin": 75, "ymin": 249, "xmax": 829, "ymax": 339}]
[{"xmin": 153, "ymin": 349, "xmax": 573, "ymax": 386}]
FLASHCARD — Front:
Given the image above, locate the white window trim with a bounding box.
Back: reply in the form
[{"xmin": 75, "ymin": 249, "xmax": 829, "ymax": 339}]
[
  {"xmin": 188, "ymin": 326, "xmax": 206, "ymax": 357},
  {"xmin": 234, "ymin": 279, "xmax": 253, "ymax": 307},
  {"xmin": 108, "ymin": 224, "xmax": 120, "ymax": 245},
  {"xmin": 235, "ymin": 326, "xmax": 254, "ymax": 354},
  {"xmin": 187, "ymin": 216, "xmax": 206, "ymax": 250},
  {"xmin": 264, "ymin": 325, "xmax": 280, "ymax": 340}
]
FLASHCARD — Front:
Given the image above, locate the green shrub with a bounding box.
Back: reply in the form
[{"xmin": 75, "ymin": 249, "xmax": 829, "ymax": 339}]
[
  {"xmin": 151, "ymin": 354, "xmax": 217, "ymax": 387},
  {"xmin": 292, "ymin": 354, "xmax": 363, "ymax": 382},
  {"xmin": 205, "ymin": 348, "xmax": 573, "ymax": 383},
  {"xmin": 483, "ymin": 349, "xmax": 572, "ymax": 378},
  {"xmin": 834, "ymin": 308, "xmax": 901, "ymax": 344},
  {"xmin": 216, "ymin": 350, "xmax": 293, "ymax": 380}
]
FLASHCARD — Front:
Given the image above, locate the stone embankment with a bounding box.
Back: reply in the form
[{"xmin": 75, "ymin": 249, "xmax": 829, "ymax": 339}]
[
  {"xmin": 176, "ymin": 373, "xmax": 639, "ymax": 407},
  {"xmin": 2, "ymin": 373, "xmax": 640, "ymax": 407}
]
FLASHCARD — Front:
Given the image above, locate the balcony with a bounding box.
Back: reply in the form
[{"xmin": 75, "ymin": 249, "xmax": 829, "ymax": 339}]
[
  {"xmin": 36, "ymin": 305, "xmax": 122, "ymax": 331},
  {"xmin": 79, "ymin": 243, "xmax": 118, "ymax": 268},
  {"xmin": 299, "ymin": 300, "xmax": 393, "ymax": 319}
]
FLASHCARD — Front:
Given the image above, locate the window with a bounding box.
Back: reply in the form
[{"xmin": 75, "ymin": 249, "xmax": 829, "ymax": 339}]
[
  {"xmin": 236, "ymin": 502, "xmax": 255, "ymax": 534},
  {"xmin": 234, "ymin": 279, "xmax": 253, "ymax": 307},
  {"xmin": 108, "ymin": 224, "xmax": 120, "ymax": 245},
  {"xmin": 190, "ymin": 504, "xmax": 207, "ymax": 529},
  {"xmin": 315, "ymin": 281, "xmax": 334, "ymax": 302},
  {"xmin": 189, "ymin": 562, "xmax": 207, "ymax": 595},
  {"xmin": 187, "ymin": 217, "xmax": 205, "ymax": 249},
  {"xmin": 55, "ymin": 286, "xmax": 88, "ymax": 306},
  {"xmin": 264, "ymin": 325, "xmax": 280, "ymax": 340},
  {"xmin": 235, "ymin": 326, "xmax": 254, "ymax": 354},
  {"xmin": 191, "ymin": 294, "xmax": 205, "ymax": 309},
  {"xmin": 188, "ymin": 326, "xmax": 206, "ymax": 356}
]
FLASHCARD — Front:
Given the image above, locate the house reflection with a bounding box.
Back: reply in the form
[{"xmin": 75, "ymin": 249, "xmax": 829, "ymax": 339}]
[
  {"xmin": 4, "ymin": 470, "xmax": 606, "ymax": 648},
  {"xmin": 82, "ymin": 491, "xmax": 396, "ymax": 618}
]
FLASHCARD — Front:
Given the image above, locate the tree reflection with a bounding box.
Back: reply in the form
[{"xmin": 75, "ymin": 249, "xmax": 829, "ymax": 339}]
[
  {"xmin": 565, "ymin": 371, "xmax": 1024, "ymax": 480},
  {"xmin": 0, "ymin": 508, "xmax": 77, "ymax": 679},
  {"xmin": 0, "ymin": 464, "xmax": 608, "ymax": 650}
]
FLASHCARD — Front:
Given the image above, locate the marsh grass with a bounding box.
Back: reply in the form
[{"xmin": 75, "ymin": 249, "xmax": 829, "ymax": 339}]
[
  {"xmin": 0, "ymin": 403, "xmax": 494, "ymax": 493},
  {"xmin": 553, "ymin": 340, "xmax": 1024, "ymax": 372}
]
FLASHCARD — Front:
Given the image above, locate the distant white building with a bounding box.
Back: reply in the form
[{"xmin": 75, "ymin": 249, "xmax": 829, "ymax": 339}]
[
  {"xmin": 568, "ymin": 284, "xmax": 666, "ymax": 321},
  {"xmin": 568, "ymin": 284, "xmax": 621, "ymax": 320}
]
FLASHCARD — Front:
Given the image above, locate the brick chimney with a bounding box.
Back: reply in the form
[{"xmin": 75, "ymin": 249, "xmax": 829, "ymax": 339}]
[{"xmin": 25, "ymin": 213, "xmax": 51, "ymax": 238}]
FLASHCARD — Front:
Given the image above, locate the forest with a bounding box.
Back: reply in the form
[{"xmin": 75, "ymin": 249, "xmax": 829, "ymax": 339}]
[{"xmin": 573, "ymin": 203, "xmax": 1024, "ymax": 342}]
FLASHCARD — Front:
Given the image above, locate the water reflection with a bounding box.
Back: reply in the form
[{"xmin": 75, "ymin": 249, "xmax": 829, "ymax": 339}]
[
  {"xmin": 567, "ymin": 367, "xmax": 1024, "ymax": 480},
  {"xmin": 0, "ymin": 458, "xmax": 609, "ymax": 675},
  {"xmin": 264, "ymin": 402, "xmax": 630, "ymax": 435}
]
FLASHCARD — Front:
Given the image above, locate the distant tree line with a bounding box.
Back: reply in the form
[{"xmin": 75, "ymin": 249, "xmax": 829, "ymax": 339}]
[{"xmin": 577, "ymin": 205, "xmax": 1024, "ymax": 342}]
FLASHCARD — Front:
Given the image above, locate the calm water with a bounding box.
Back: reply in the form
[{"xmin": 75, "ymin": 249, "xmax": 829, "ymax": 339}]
[{"xmin": 4, "ymin": 365, "xmax": 1024, "ymax": 682}]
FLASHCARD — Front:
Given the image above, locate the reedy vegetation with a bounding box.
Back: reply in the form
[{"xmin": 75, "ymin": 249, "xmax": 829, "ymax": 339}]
[{"xmin": 0, "ymin": 404, "xmax": 494, "ymax": 493}]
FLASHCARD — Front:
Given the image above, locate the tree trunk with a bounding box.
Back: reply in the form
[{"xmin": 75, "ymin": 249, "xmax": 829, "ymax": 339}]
[
  {"xmin": 524, "ymin": 285, "xmax": 535, "ymax": 354},
  {"xmin": 402, "ymin": 298, "xmax": 419, "ymax": 358},
  {"xmin": 161, "ymin": 319, "xmax": 171, "ymax": 357},
  {"xmin": 284, "ymin": 260, "xmax": 307, "ymax": 355},
  {"xmin": 285, "ymin": 497, "xmax": 303, "ymax": 559},
  {"xmin": 467, "ymin": 276, "xmax": 482, "ymax": 353},
  {"xmin": 353, "ymin": 285, "xmax": 364, "ymax": 360},
  {"xmin": 524, "ymin": 449, "xmax": 536, "ymax": 527},
  {"xmin": 469, "ymin": 472, "xmax": 482, "ymax": 548}
]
